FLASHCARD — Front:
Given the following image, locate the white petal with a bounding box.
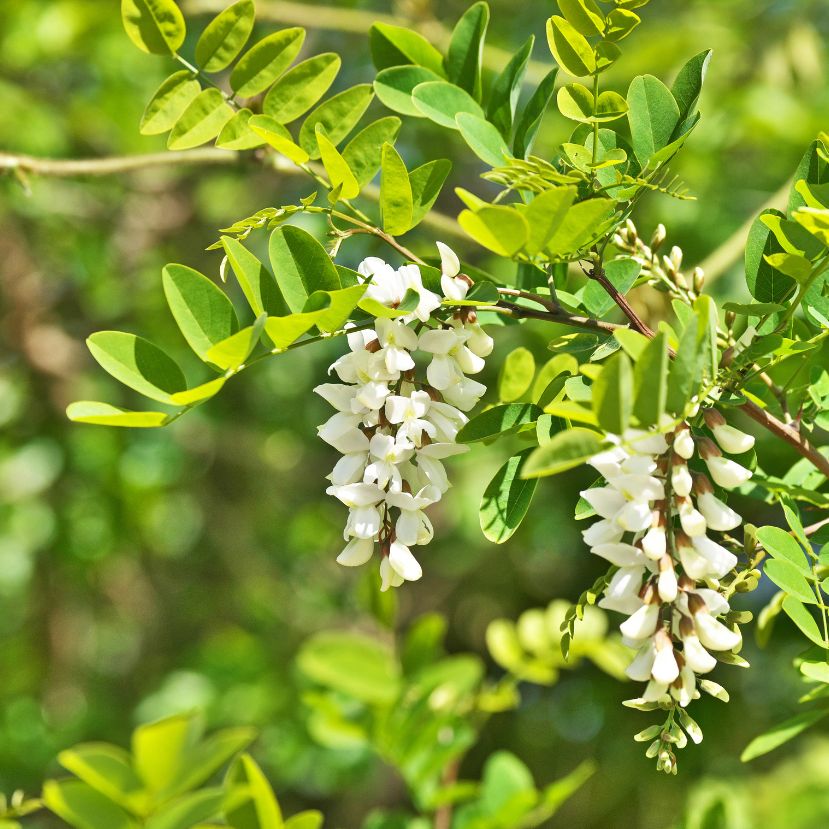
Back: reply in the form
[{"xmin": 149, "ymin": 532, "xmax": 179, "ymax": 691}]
[
  {"xmin": 626, "ymin": 643, "xmax": 656, "ymax": 682},
  {"xmin": 396, "ymin": 510, "xmax": 424, "ymax": 546},
  {"xmin": 583, "ymin": 519, "xmax": 625, "ymax": 547},
  {"xmin": 694, "ymin": 612, "xmax": 741, "ymax": 651},
  {"xmin": 389, "ymin": 541, "xmax": 422, "ymax": 581},
  {"xmin": 673, "ymin": 429, "xmax": 695, "ymax": 460},
  {"xmin": 330, "ymin": 452, "xmax": 368, "ymax": 485},
  {"xmin": 419, "ymin": 329, "xmax": 459, "ymax": 356},
  {"xmin": 671, "ymin": 464, "xmax": 693, "ymax": 497},
  {"xmin": 679, "ymin": 504, "xmax": 707, "ymax": 537},
  {"xmin": 619, "ymin": 604, "xmax": 660, "ymax": 641},
  {"xmin": 693, "ymin": 535, "xmax": 738, "ymax": 578},
  {"xmin": 337, "ymin": 538, "xmax": 374, "ymax": 567},
  {"xmin": 652, "ymin": 643, "xmax": 680, "ymax": 685},
  {"xmin": 427, "ymin": 355, "xmax": 458, "ymax": 390},
  {"xmin": 580, "ymin": 487, "xmax": 627, "ymax": 519},
  {"xmin": 437, "ymin": 241, "xmax": 461, "ymax": 277},
  {"xmin": 682, "ymin": 635, "xmax": 717, "ymax": 673},
  {"xmin": 592, "ymin": 542, "xmax": 646, "ymax": 567},
  {"xmin": 705, "ymin": 456, "xmax": 752, "ymax": 489},
  {"xmin": 642, "ymin": 526, "xmax": 666, "ymax": 560},
  {"xmin": 712, "ymin": 423, "xmax": 755, "ymax": 455},
  {"xmin": 698, "ymin": 492, "xmax": 741, "ymax": 532}
]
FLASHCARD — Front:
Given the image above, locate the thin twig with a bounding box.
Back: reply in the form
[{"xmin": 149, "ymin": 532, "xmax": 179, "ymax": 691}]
[{"xmin": 496, "ymin": 299, "xmax": 622, "ymax": 334}]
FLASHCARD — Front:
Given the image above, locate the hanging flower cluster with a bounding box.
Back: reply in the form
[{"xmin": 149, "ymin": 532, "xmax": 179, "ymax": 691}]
[
  {"xmin": 580, "ymin": 410, "xmax": 755, "ymax": 772},
  {"xmin": 315, "ymin": 243, "xmax": 493, "ymax": 591}
]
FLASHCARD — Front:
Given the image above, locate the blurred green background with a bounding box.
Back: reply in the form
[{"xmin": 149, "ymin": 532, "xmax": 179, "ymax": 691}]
[{"xmin": 1, "ymin": 0, "xmax": 829, "ymax": 826}]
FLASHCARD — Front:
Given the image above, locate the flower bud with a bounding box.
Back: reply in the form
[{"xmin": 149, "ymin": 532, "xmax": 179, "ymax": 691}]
[
  {"xmin": 692, "ymin": 267, "xmax": 705, "ymax": 294},
  {"xmin": 673, "ymin": 426, "xmax": 695, "ymax": 460},
  {"xmin": 652, "ymin": 629, "xmax": 680, "ymax": 684},
  {"xmin": 681, "ymin": 633, "xmax": 717, "ymax": 673},
  {"xmin": 671, "ymin": 462, "xmax": 693, "ymax": 496},
  {"xmin": 697, "ymin": 491, "xmax": 741, "ymax": 531},
  {"xmin": 658, "ymin": 556, "xmax": 678, "ymax": 602},
  {"xmin": 705, "ymin": 455, "xmax": 752, "ymax": 489},
  {"xmin": 642, "ymin": 523, "xmax": 667, "ymax": 560},
  {"xmin": 678, "ymin": 497, "xmax": 707, "ymax": 537},
  {"xmin": 651, "ymin": 223, "xmax": 667, "ymax": 250}
]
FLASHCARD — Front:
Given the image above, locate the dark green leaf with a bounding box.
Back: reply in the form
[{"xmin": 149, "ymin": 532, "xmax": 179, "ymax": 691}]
[
  {"xmin": 633, "ymin": 331, "xmax": 668, "ymax": 427},
  {"xmin": 513, "ymin": 68, "xmax": 558, "ymax": 158},
  {"xmin": 592, "ymin": 351, "xmax": 633, "ymax": 433},
  {"xmin": 671, "ymin": 49, "xmax": 712, "ymax": 135},
  {"xmin": 582, "ymin": 257, "xmax": 640, "ymax": 316},
  {"xmin": 487, "ymin": 35, "xmax": 534, "ymax": 138},
  {"xmin": 456, "ymin": 113, "xmax": 511, "ymax": 167},
  {"xmin": 373, "ymin": 65, "xmax": 443, "ymax": 117},
  {"xmin": 409, "ymin": 158, "xmax": 452, "ymax": 228},
  {"xmin": 342, "ymin": 117, "xmax": 402, "ymax": 187},
  {"xmin": 369, "ymin": 23, "xmax": 445, "ymax": 76},
  {"xmin": 627, "ymin": 74, "xmax": 680, "ymax": 165},
  {"xmin": 742, "ymin": 709, "xmax": 829, "ymax": 762},
  {"xmin": 480, "ymin": 450, "xmax": 538, "ymax": 543},
  {"xmin": 221, "ymin": 236, "xmax": 287, "ymax": 317},
  {"xmin": 411, "ymin": 81, "xmax": 484, "ymax": 129},
  {"xmin": 458, "ymin": 403, "xmax": 542, "ymax": 443},
  {"xmin": 782, "ymin": 597, "xmax": 828, "ymax": 648},
  {"xmin": 745, "ymin": 209, "xmax": 794, "ymax": 304},
  {"xmin": 765, "ymin": 559, "xmax": 816, "ymax": 604}
]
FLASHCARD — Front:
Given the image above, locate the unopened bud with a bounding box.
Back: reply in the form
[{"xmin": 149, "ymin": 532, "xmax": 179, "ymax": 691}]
[
  {"xmin": 725, "ymin": 310, "xmax": 736, "ymax": 328},
  {"xmin": 692, "ymin": 267, "xmax": 705, "ymax": 293},
  {"xmin": 670, "ymin": 246, "xmax": 683, "ymax": 270},
  {"xmin": 651, "ymin": 223, "xmax": 667, "ymax": 250}
]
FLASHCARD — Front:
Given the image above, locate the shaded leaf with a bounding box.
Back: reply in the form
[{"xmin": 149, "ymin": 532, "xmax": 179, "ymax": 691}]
[{"xmin": 480, "ymin": 450, "xmax": 538, "ymax": 543}]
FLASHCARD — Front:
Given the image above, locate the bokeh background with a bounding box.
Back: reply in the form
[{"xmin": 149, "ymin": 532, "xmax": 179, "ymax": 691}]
[{"xmin": 1, "ymin": 0, "xmax": 829, "ymax": 826}]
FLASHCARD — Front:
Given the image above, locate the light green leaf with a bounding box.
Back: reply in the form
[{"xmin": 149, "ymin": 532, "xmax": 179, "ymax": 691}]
[
  {"xmin": 558, "ymin": 0, "xmax": 606, "ymax": 38},
  {"xmin": 522, "ymin": 187, "xmax": 577, "ymax": 255},
  {"xmin": 765, "ymin": 559, "xmax": 816, "ymax": 604},
  {"xmin": 215, "ymin": 108, "xmax": 265, "ymax": 150},
  {"xmin": 671, "ymin": 49, "xmax": 712, "ymax": 133},
  {"xmin": 411, "ymin": 81, "xmax": 484, "ymax": 130},
  {"xmin": 756, "ymin": 526, "xmax": 810, "ymax": 572},
  {"xmin": 456, "ymin": 112, "xmax": 511, "ymax": 167},
  {"xmin": 162, "ymin": 264, "xmax": 239, "ymax": 362},
  {"xmin": 57, "ymin": 744, "xmax": 144, "ymax": 812},
  {"xmin": 145, "ymin": 790, "xmax": 225, "ymax": 829},
  {"xmin": 263, "ymin": 312, "xmax": 321, "ymax": 350},
  {"xmin": 225, "ymin": 755, "xmax": 282, "ymax": 829},
  {"xmin": 457, "ymin": 403, "xmax": 542, "ymax": 443},
  {"xmin": 140, "ymin": 71, "xmax": 200, "ymax": 136},
  {"xmin": 195, "ymin": 0, "xmax": 254, "ymax": 73},
  {"xmin": 558, "ymin": 84, "xmax": 626, "ymax": 124},
  {"xmin": 283, "ymin": 812, "xmax": 323, "ymax": 829},
  {"xmin": 523, "ymin": 427, "xmax": 605, "ymax": 478},
  {"xmin": 446, "ymin": 1, "xmax": 489, "ymax": 100},
  {"xmin": 745, "ymin": 209, "xmax": 794, "ymax": 304},
  {"xmin": 380, "ymin": 143, "xmax": 413, "ymax": 235},
  {"xmin": 121, "ymin": 0, "xmax": 185, "ymax": 55},
  {"xmin": 409, "ymin": 158, "xmax": 452, "ymax": 228},
  {"xmin": 43, "ymin": 780, "xmax": 136, "ymax": 829},
  {"xmin": 299, "ymin": 85, "xmax": 374, "ymax": 158},
  {"xmin": 221, "ymin": 236, "xmax": 287, "ymax": 317},
  {"xmin": 627, "ymin": 74, "xmax": 680, "ymax": 165},
  {"xmin": 296, "ymin": 631, "xmax": 401, "ymax": 705},
  {"xmin": 459, "ymin": 206, "xmax": 528, "ymax": 256},
  {"xmin": 169, "ymin": 377, "xmax": 226, "ymax": 405},
  {"xmin": 545, "ymin": 198, "xmax": 615, "ymax": 256},
  {"xmin": 168, "ymin": 728, "xmax": 256, "ymax": 797},
  {"xmin": 317, "ymin": 128, "xmax": 360, "ymax": 200},
  {"xmin": 374, "ymin": 65, "xmax": 443, "ymax": 117},
  {"xmin": 513, "ymin": 68, "xmax": 558, "ymax": 158},
  {"xmin": 230, "ymin": 28, "xmax": 305, "ymax": 98},
  {"xmin": 168, "ymin": 89, "xmax": 234, "ymax": 150},
  {"xmin": 132, "ymin": 715, "xmax": 195, "ymax": 793},
  {"xmin": 268, "ymin": 226, "xmax": 341, "ymax": 313},
  {"xmin": 87, "ymin": 332, "xmax": 186, "ymax": 404},
  {"xmin": 342, "ymin": 117, "xmax": 402, "ymax": 187},
  {"xmin": 248, "ymin": 115, "xmax": 309, "ymax": 164},
  {"xmin": 204, "ymin": 321, "xmax": 264, "ymax": 371},
  {"xmin": 793, "ymin": 207, "xmax": 829, "ymax": 247},
  {"xmin": 480, "ymin": 450, "xmax": 538, "ymax": 544},
  {"xmin": 66, "ymin": 402, "xmax": 170, "ymax": 428},
  {"xmin": 605, "ymin": 7, "xmax": 640, "ymax": 41},
  {"xmin": 262, "ymin": 53, "xmax": 341, "ymax": 123},
  {"xmin": 782, "ymin": 597, "xmax": 828, "ymax": 648},
  {"xmin": 498, "ymin": 347, "xmax": 536, "ymax": 402},
  {"xmin": 487, "ymin": 35, "xmax": 534, "ymax": 138},
  {"xmin": 546, "ymin": 15, "xmax": 595, "ymax": 77},
  {"xmin": 303, "ymin": 285, "xmax": 366, "ymax": 333},
  {"xmin": 764, "ymin": 252, "xmax": 813, "ymax": 282},
  {"xmin": 592, "ymin": 350, "xmax": 633, "ymax": 434},
  {"xmin": 742, "ymin": 709, "xmax": 828, "ymax": 762},
  {"xmin": 633, "ymin": 331, "xmax": 668, "ymax": 427},
  {"xmin": 369, "ymin": 22, "xmax": 445, "ymax": 76}
]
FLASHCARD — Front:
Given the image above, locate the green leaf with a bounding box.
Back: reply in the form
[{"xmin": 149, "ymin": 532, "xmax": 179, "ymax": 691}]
[
  {"xmin": 140, "ymin": 71, "xmax": 200, "ymax": 136},
  {"xmin": 411, "ymin": 81, "xmax": 484, "ymax": 129},
  {"xmin": 204, "ymin": 321, "xmax": 264, "ymax": 371},
  {"xmin": 557, "ymin": 84, "xmax": 628, "ymax": 123},
  {"xmin": 458, "ymin": 403, "xmax": 542, "ymax": 443},
  {"xmin": 487, "ymin": 35, "xmax": 534, "ymax": 138},
  {"xmin": 121, "ymin": 0, "xmax": 185, "ymax": 55},
  {"xmin": 263, "ymin": 312, "xmax": 321, "ymax": 350},
  {"xmin": 87, "ymin": 332, "xmax": 186, "ymax": 404},
  {"xmin": 229, "ymin": 28, "xmax": 305, "ymax": 98},
  {"xmin": 145, "ymin": 790, "xmax": 225, "ymax": 829},
  {"xmin": 446, "ymin": 1, "xmax": 489, "ymax": 100},
  {"xmin": 342, "ymin": 117, "xmax": 402, "ymax": 187},
  {"xmin": 57, "ymin": 744, "xmax": 144, "ymax": 811},
  {"xmin": 604, "ymin": 8, "xmax": 640, "ymax": 41},
  {"xmin": 459, "ymin": 206, "xmax": 529, "ymax": 256},
  {"xmin": 162, "ymin": 264, "xmax": 239, "ymax": 362},
  {"xmin": 671, "ymin": 49, "xmax": 712, "ymax": 134},
  {"xmin": 195, "ymin": 0, "xmax": 254, "ymax": 73},
  {"xmin": 582, "ymin": 257, "xmax": 640, "ymax": 316},
  {"xmin": 296, "ymin": 631, "xmax": 401, "ymax": 705},
  {"xmin": 558, "ymin": 0, "xmax": 605, "ymax": 37},
  {"xmin": 627, "ymin": 74, "xmax": 680, "ymax": 166},
  {"xmin": 756, "ymin": 526, "xmax": 810, "ymax": 572},
  {"xmin": 782, "ymin": 597, "xmax": 828, "ymax": 648},
  {"xmin": 283, "ymin": 812, "xmax": 323, "ymax": 829},
  {"xmin": 745, "ymin": 209, "xmax": 794, "ymax": 304},
  {"xmin": 43, "ymin": 780, "xmax": 135, "ymax": 829},
  {"xmin": 592, "ymin": 351, "xmax": 633, "ymax": 433},
  {"xmin": 374, "ymin": 65, "xmax": 443, "ymax": 117},
  {"xmin": 765, "ymin": 559, "xmax": 816, "ymax": 604},
  {"xmin": 521, "ymin": 187, "xmax": 577, "ymax": 255},
  {"xmin": 66, "ymin": 402, "xmax": 170, "ymax": 428},
  {"xmin": 546, "ymin": 15, "xmax": 595, "ymax": 77},
  {"xmin": 215, "ymin": 108, "xmax": 265, "ymax": 150},
  {"xmin": 221, "ymin": 236, "xmax": 287, "ymax": 317},
  {"xmin": 498, "ymin": 347, "xmax": 536, "ymax": 402},
  {"xmin": 303, "ymin": 285, "xmax": 367, "ymax": 333},
  {"xmin": 169, "ymin": 377, "xmax": 226, "ymax": 405},
  {"xmin": 262, "ymin": 53, "xmax": 341, "ymax": 123},
  {"xmin": 132, "ymin": 715, "xmax": 194, "ymax": 793},
  {"xmin": 299, "ymin": 85, "xmax": 374, "ymax": 159},
  {"xmin": 633, "ymin": 331, "xmax": 668, "ymax": 427},
  {"xmin": 793, "ymin": 207, "xmax": 829, "ymax": 247},
  {"xmin": 665, "ymin": 312, "xmax": 706, "ymax": 416},
  {"xmin": 168, "ymin": 89, "xmax": 234, "ymax": 150},
  {"xmin": 316, "ymin": 129, "xmax": 360, "ymax": 200},
  {"xmin": 523, "ymin": 427, "xmax": 604, "ymax": 478},
  {"xmin": 380, "ymin": 143, "xmax": 413, "ymax": 235},
  {"xmin": 545, "ymin": 197, "xmax": 615, "ymax": 255},
  {"xmin": 788, "ymin": 139, "xmax": 829, "ymax": 214},
  {"xmin": 764, "ymin": 252, "xmax": 813, "ymax": 282},
  {"xmin": 741, "ymin": 709, "xmax": 828, "ymax": 762},
  {"xmin": 268, "ymin": 226, "xmax": 341, "ymax": 313},
  {"xmin": 409, "ymin": 158, "xmax": 452, "ymax": 228},
  {"xmin": 513, "ymin": 68, "xmax": 558, "ymax": 158},
  {"xmin": 247, "ymin": 115, "xmax": 309, "ymax": 164},
  {"xmin": 480, "ymin": 450, "xmax": 538, "ymax": 544},
  {"xmin": 455, "ymin": 113, "xmax": 511, "ymax": 167},
  {"xmin": 369, "ymin": 23, "xmax": 445, "ymax": 76},
  {"xmin": 225, "ymin": 756, "xmax": 282, "ymax": 829}
]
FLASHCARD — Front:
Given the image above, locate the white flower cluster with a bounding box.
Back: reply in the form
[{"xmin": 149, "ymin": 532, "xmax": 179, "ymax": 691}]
[
  {"xmin": 315, "ymin": 243, "xmax": 493, "ymax": 591},
  {"xmin": 579, "ymin": 410, "xmax": 755, "ymax": 764}
]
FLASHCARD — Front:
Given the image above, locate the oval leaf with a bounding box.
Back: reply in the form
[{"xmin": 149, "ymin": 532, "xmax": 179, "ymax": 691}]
[
  {"xmin": 195, "ymin": 0, "xmax": 254, "ymax": 73},
  {"xmin": 121, "ymin": 0, "xmax": 185, "ymax": 55},
  {"xmin": 230, "ymin": 27, "xmax": 305, "ymax": 98},
  {"xmin": 263, "ymin": 53, "xmax": 341, "ymax": 124},
  {"xmin": 481, "ymin": 450, "xmax": 538, "ymax": 543}
]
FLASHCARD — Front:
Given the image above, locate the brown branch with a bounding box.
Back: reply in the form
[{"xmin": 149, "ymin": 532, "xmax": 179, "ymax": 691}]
[
  {"xmin": 805, "ymin": 517, "xmax": 829, "ymax": 537},
  {"xmin": 496, "ymin": 299, "xmax": 622, "ymax": 334}
]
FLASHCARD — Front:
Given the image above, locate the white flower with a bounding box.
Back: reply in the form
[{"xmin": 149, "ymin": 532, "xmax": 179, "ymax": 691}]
[
  {"xmin": 318, "ymin": 412, "xmax": 366, "ymax": 454},
  {"xmin": 682, "ymin": 634, "xmax": 717, "ymax": 674},
  {"xmin": 678, "ymin": 499, "xmax": 707, "ymax": 537},
  {"xmin": 442, "ymin": 376, "xmax": 487, "ymax": 411},
  {"xmin": 673, "ymin": 427, "xmax": 695, "ymax": 460},
  {"xmin": 583, "ymin": 518, "xmax": 625, "ymax": 547},
  {"xmin": 704, "ymin": 455, "xmax": 752, "ymax": 489},
  {"xmin": 385, "ymin": 391, "xmax": 437, "ymax": 446},
  {"xmin": 337, "ymin": 538, "xmax": 374, "ymax": 567},
  {"xmin": 615, "ymin": 500, "xmax": 654, "ymax": 533},
  {"xmin": 658, "ymin": 557, "xmax": 678, "ymax": 602},
  {"xmin": 464, "ymin": 323, "xmax": 494, "ymax": 357},
  {"xmin": 626, "ymin": 641, "xmax": 656, "ymax": 682},
  {"xmin": 652, "ymin": 632, "xmax": 680, "ymax": 684},
  {"xmin": 380, "ymin": 556, "xmax": 404, "ymax": 591},
  {"xmin": 704, "ymin": 409, "xmax": 755, "ymax": 454},
  {"xmin": 598, "ymin": 566, "xmax": 645, "ymax": 615},
  {"xmin": 697, "ymin": 491, "xmax": 741, "ymax": 531},
  {"xmin": 692, "ymin": 535, "xmax": 738, "ymax": 579},
  {"xmin": 588, "ymin": 446, "xmax": 627, "ymax": 477},
  {"xmin": 425, "ymin": 400, "xmax": 468, "ymax": 442},
  {"xmin": 314, "ymin": 382, "xmax": 361, "ymax": 413},
  {"xmin": 620, "ymin": 603, "xmax": 660, "ymax": 641},
  {"xmin": 437, "ymin": 241, "xmax": 461, "ymax": 278},
  {"xmin": 385, "ymin": 486, "xmax": 440, "ymax": 545},
  {"xmin": 693, "ymin": 611, "xmax": 741, "ymax": 651},
  {"xmin": 592, "ymin": 542, "xmax": 647, "ymax": 567},
  {"xmin": 642, "ymin": 525, "xmax": 666, "ymax": 560},
  {"xmin": 359, "ymin": 257, "xmax": 441, "ymax": 323},
  {"xmin": 375, "ymin": 318, "xmax": 417, "ymax": 373},
  {"xmin": 388, "ymin": 540, "xmax": 423, "ymax": 581},
  {"xmin": 607, "ymin": 473, "xmax": 665, "ymax": 502},
  {"xmin": 580, "ymin": 487, "xmax": 627, "ymax": 520},
  {"xmin": 622, "ymin": 429, "xmax": 669, "ymax": 456},
  {"xmin": 364, "ymin": 432, "xmax": 415, "ymax": 490},
  {"xmin": 671, "ymin": 463, "xmax": 693, "ymax": 497}
]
